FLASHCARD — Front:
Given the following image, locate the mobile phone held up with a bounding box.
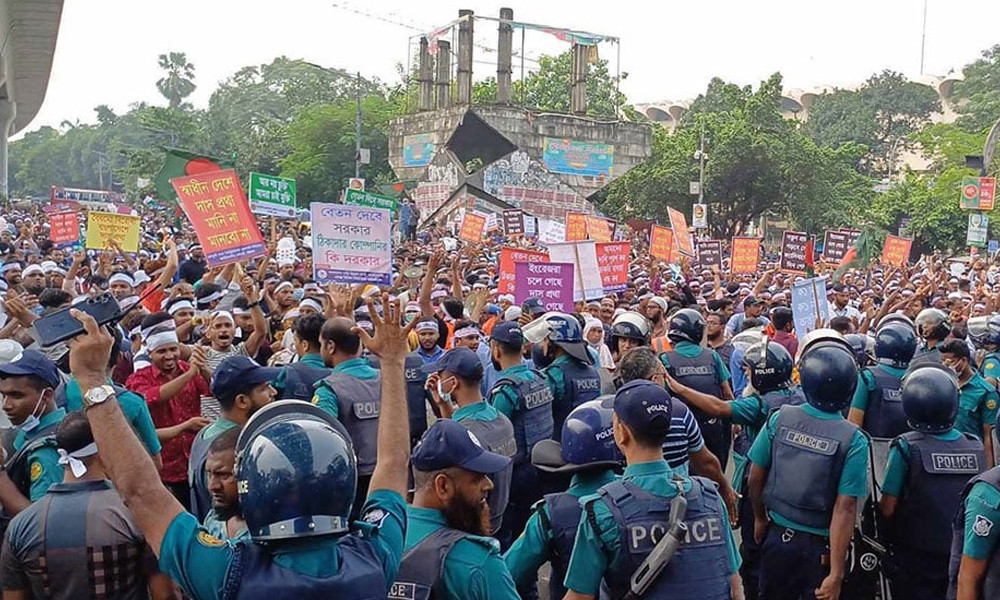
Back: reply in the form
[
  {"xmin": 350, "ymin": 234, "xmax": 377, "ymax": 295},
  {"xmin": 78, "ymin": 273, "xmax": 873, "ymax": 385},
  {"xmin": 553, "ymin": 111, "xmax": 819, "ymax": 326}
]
[{"xmin": 34, "ymin": 293, "xmax": 122, "ymax": 348}]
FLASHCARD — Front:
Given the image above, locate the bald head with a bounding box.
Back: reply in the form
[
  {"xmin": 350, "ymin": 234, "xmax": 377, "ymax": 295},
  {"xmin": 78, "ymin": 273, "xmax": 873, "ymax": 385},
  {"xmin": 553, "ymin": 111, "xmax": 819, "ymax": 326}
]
[{"xmin": 320, "ymin": 317, "xmax": 361, "ymax": 357}]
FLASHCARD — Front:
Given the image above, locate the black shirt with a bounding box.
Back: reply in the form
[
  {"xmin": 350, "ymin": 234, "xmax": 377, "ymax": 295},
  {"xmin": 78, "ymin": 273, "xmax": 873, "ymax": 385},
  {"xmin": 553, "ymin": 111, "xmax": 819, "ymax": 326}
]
[{"xmin": 178, "ymin": 258, "xmax": 207, "ymax": 285}]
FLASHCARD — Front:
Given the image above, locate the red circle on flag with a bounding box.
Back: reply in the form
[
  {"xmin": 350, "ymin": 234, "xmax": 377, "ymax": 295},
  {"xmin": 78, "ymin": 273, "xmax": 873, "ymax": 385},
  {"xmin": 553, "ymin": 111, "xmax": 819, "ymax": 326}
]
[
  {"xmin": 185, "ymin": 158, "xmax": 222, "ymax": 175},
  {"xmin": 964, "ymin": 184, "xmax": 979, "ymax": 199}
]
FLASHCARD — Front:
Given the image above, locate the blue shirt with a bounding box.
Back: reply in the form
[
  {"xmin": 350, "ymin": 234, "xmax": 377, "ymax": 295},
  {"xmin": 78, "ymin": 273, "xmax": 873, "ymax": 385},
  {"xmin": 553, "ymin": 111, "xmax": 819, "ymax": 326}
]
[{"xmin": 417, "ymin": 345, "xmax": 444, "ymax": 364}]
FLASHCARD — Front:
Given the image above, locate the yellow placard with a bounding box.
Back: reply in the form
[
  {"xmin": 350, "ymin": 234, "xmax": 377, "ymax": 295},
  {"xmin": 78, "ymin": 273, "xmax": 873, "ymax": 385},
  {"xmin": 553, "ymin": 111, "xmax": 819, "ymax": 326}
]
[{"xmin": 85, "ymin": 211, "xmax": 141, "ymax": 253}]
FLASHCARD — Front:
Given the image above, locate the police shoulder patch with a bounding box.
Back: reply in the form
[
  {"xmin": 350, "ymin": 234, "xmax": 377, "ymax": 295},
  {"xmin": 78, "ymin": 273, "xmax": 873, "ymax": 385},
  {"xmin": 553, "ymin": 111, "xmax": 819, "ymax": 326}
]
[
  {"xmin": 197, "ymin": 531, "xmax": 226, "ymax": 547},
  {"xmin": 974, "ymin": 514, "xmax": 994, "ymax": 537},
  {"xmin": 362, "ymin": 508, "xmax": 388, "ymax": 527},
  {"xmin": 986, "ymin": 361, "xmax": 998, "ymax": 371},
  {"xmin": 29, "ymin": 461, "xmax": 42, "ymax": 482},
  {"xmin": 989, "ymin": 399, "xmax": 997, "ymax": 410}
]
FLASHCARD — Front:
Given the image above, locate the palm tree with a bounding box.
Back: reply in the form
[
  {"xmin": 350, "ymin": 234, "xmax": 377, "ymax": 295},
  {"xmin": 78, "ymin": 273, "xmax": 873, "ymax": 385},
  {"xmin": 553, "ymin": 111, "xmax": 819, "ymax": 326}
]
[{"xmin": 156, "ymin": 52, "xmax": 196, "ymax": 109}]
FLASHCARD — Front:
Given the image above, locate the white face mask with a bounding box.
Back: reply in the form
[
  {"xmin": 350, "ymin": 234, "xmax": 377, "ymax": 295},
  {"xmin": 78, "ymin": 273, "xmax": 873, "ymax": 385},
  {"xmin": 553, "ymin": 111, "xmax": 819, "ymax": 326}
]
[
  {"xmin": 20, "ymin": 389, "xmax": 47, "ymax": 432},
  {"xmin": 437, "ymin": 377, "xmax": 455, "ymax": 405}
]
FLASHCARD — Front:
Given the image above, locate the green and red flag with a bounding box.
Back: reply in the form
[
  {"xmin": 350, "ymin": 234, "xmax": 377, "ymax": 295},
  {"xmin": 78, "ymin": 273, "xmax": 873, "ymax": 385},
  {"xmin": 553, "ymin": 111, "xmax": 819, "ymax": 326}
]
[
  {"xmin": 154, "ymin": 147, "xmax": 236, "ymax": 204},
  {"xmin": 833, "ymin": 228, "xmax": 875, "ymax": 282}
]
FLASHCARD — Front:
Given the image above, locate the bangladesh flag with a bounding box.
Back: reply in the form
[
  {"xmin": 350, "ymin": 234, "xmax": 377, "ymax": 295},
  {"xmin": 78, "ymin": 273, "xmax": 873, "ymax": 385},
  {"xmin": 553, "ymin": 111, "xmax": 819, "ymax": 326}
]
[
  {"xmin": 833, "ymin": 228, "xmax": 875, "ymax": 282},
  {"xmin": 153, "ymin": 147, "xmax": 236, "ymax": 203}
]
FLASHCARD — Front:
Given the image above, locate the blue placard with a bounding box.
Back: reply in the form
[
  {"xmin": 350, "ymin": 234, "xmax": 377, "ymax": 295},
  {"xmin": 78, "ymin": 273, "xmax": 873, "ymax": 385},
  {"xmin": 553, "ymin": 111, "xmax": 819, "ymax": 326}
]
[
  {"xmin": 989, "ymin": 239, "xmax": 999, "ymax": 254},
  {"xmin": 790, "ymin": 277, "xmax": 831, "ymax": 342},
  {"xmin": 542, "ymin": 138, "xmax": 615, "ymax": 177}
]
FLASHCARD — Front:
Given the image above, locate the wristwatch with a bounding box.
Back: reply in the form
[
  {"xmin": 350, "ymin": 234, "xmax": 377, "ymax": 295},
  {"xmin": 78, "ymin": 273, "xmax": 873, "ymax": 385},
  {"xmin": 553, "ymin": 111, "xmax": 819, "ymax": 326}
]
[{"xmin": 82, "ymin": 385, "xmax": 116, "ymax": 409}]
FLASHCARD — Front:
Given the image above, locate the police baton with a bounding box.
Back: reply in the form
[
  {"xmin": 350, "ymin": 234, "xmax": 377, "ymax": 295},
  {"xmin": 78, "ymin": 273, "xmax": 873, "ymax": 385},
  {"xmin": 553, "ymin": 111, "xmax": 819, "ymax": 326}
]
[{"xmin": 620, "ymin": 479, "xmax": 688, "ymax": 600}]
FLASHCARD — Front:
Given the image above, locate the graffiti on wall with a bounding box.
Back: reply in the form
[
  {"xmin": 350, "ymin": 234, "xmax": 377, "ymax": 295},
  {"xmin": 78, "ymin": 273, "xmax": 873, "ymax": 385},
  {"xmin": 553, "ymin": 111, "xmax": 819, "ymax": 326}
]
[
  {"xmin": 414, "ymin": 160, "xmax": 462, "ymax": 218},
  {"xmin": 482, "ymin": 150, "xmax": 590, "ymax": 219}
]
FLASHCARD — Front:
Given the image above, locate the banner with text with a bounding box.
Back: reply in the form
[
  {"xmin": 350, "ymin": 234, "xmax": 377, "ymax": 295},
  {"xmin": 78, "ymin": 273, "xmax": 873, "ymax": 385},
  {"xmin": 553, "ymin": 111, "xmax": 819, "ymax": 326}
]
[
  {"xmin": 780, "ymin": 231, "xmax": 809, "ymax": 273},
  {"xmin": 822, "ymin": 230, "xmax": 851, "ymax": 263},
  {"xmin": 310, "ymin": 203, "xmax": 392, "ymax": 286},
  {"xmin": 586, "ymin": 216, "xmax": 613, "ymax": 243},
  {"xmin": 514, "ymin": 261, "xmax": 574, "ymax": 312},
  {"xmin": 790, "ymin": 276, "xmax": 830, "ymax": 342},
  {"xmin": 566, "ymin": 212, "xmax": 588, "ymax": 241},
  {"xmin": 49, "ymin": 212, "xmax": 80, "ymax": 247},
  {"xmin": 695, "ymin": 240, "xmax": 723, "ymax": 272},
  {"xmin": 503, "ymin": 209, "xmax": 525, "ymax": 236},
  {"xmin": 172, "ymin": 169, "xmax": 267, "ymax": 267},
  {"xmin": 881, "ymin": 235, "xmax": 913, "ymax": 267},
  {"xmin": 344, "ymin": 188, "xmax": 399, "ymax": 214},
  {"xmin": 650, "ymin": 225, "xmax": 674, "ymax": 261},
  {"xmin": 499, "ymin": 247, "xmax": 549, "ymax": 296},
  {"xmin": 731, "ymin": 237, "xmax": 761, "ymax": 274},
  {"xmin": 548, "ymin": 241, "xmax": 605, "ymax": 301},
  {"xmin": 85, "ymin": 212, "xmax": 141, "ymax": 253},
  {"xmin": 595, "ymin": 242, "xmax": 630, "ymax": 292},
  {"xmin": 248, "ymin": 172, "xmax": 297, "ymax": 218},
  {"xmin": 458, "ymin": 211, "xmax": 488, "ymax": 242},
  {"xmin": 668, "ymin": 207, "xmax": 694, "ymax": 257}
]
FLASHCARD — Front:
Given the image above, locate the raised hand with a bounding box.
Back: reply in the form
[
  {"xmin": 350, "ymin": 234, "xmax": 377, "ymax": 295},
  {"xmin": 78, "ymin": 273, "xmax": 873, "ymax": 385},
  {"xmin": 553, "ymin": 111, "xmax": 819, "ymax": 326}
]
[{"xmin": 354, "ymin": 294, "xmax": 416, "ymax": 364}]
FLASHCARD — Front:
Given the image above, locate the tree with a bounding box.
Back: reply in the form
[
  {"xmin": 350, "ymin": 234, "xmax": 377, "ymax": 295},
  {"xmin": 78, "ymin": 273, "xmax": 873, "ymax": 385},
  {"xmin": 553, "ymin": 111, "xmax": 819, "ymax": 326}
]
[
  {"xmin": 954, "ymin": 45, "xmax": 1000, "ymax": 133},
  {"xmin": 156, "ymin": 52, "xmax": 197, "ymax": 109}
]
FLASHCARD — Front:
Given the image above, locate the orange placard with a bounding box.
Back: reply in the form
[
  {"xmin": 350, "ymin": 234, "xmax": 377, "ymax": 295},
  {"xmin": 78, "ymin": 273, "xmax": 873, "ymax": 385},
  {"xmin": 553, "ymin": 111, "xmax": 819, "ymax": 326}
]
[
  {"xmin": 731, "ymin": 237, "xmax": 761, "ymax": 274},
  {"xmin": 49, "ymin": 211, "xmax": 79, "ymax": 246},
  {"xmin": 498, "ymin": 247, "xmax": 549, "ymax": 295},
  {"xmin": 566, "ymin": 212, "xmax": 588, "ymax": 241},
  {"xmin": 596, "ymin": 242, "xmax": 630, "ymax": 292},
  {"xmin": 881, "ymin": 235, "xmax": 913, "ymax": 267},
  {"xmin": 668, "ymin": 207, "xmax": 694, "ymax": 257},
  {"xmin": 458, "ymin": 212, "xmax": 487, "ymax": 242},
  {"xmin": 650, "ymin": 225, "xmax": 674, "ymax": 261},
  {"xmin": 172, "ymin": 169, "xmax": 267, "ymax": 267},
  {"xmin": 586, "ymin": 216, "xmax": 613, "ymax": 242}
]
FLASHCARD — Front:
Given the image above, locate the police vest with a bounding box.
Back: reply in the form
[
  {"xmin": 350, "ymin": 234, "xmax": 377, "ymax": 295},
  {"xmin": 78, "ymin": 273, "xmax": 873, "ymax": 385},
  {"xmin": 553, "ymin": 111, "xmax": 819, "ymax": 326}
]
[
  {"xmin": 948, "ymin": 467, "xmax": 1000, "ymax": 599},
  {"xmin": 279, "ymin": 362, "xmax": 333, "ymax": 402},
  {"xmin": 538, "ymin": 492, "xmax": 586, "ymax": 600},
  {"xmin": 732, "ymin": 388, "xmax": 807, "ymax": 459},
  {"xmin": 404, "ymin": 353, "xmax": 430, "ymax": 445},
  {"xmin": 459, "ymin": 414, "xmax": 516, "ymax": 534},
  {"xmin": 595, "ymin": 478, "xmax": 731, "ymax": 600},
  {"xmin": 763, "ymin": 404, "xmax": 859, "ymax": 530},
  {"xmin": 0, "ymin": 421, "xmax": 60, "ymax": 541},
  {"xmin": 322, "ymin": 373, "xmax": 382, "ymax": 477},
  {"xmin": 548, "ymin": 359, "xmax": 602, "ymax": 436},
  {"xmin": 221, "ymin": 535, "xmax": 388, "ymax": 600},
  {"xmin": 490, "ymin": 371, "xmax": 554, "ymax": 464},
  {"xmin": 891, "ymin": 431, "xmax": 984, "ymax": 555},
  {"xmin": 861, "ymin": 367, "xmax": 909, "ymax": 439},
  {"xmin": 387, "ymin": 527, "xmax": 471, "ymax": 600},
  {"xmin": 662, "ymin": 350, "xmax": 723, "ymax": 424},
  {"xmin": 188, "ymin": 429, "xmax": 214, "ymax": 522}
]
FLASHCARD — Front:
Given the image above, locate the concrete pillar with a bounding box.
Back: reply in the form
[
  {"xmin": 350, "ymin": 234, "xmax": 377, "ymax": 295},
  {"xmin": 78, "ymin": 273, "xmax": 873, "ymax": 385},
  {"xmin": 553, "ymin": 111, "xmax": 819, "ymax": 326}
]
[
  {"xmin": 417, "ymin": 37, "xmax": 434, "ymax": 111},
  {"xmin": 0, "ymin": 100, "xmax": 16, "ymax": 198},
  {"xmin": 496, "ymin": 8, "xmax": 513, "ymax": 104},
  {"xmin": 456, "ymin": 9, "xmax": 474, "ymax": 105},
  {"xmin": 570, "ymin": 43, "xmax": 589, "ymax": 115},
  {"xmin": 435, "ymin": 40, "xmax": 452, "ymax": 109}
]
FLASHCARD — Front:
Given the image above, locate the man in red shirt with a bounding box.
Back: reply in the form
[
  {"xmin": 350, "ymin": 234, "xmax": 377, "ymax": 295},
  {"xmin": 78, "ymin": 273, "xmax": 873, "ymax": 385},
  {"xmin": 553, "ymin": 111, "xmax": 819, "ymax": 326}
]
[
  {"xmin": 769, "ymin": 306, "xmax": 799, "ymax": 358},
  {"xmin": 127, "ymin": 322, "xmax": 211, "ymax": 509}
]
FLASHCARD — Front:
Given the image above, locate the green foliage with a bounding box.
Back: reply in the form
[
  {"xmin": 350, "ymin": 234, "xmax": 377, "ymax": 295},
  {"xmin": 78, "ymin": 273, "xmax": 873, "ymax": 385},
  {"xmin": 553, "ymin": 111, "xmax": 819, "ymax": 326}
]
[
  {"xmin": 954, "ymin": 45, "xmax": 1000, "ymax": 133},
  {"xmin": 156, "ymin": 52, "xmax": 197, "ymax": 109}
]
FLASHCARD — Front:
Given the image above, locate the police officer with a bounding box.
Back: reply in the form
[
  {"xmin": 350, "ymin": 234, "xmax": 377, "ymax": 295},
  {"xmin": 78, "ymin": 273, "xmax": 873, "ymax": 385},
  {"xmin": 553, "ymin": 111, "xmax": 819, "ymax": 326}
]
[
  {"xmin": 975, "ymin": 314, "xmax": 1000, "ymax": 388},
  {"xmin": 670, "ymin": 338, "xmax": 805, "ymax": 600},
  {"xmin": 391, "ymin": 418, "xmax": 519, "ymax": 600},
  {"xmin": 273, "ymin": 314, "xmax": 332, "ymax": 401},
  {"xmin": 561, "ymin": 380, "xmax": 741, "ymax": 600},
  {"xmin": 910, "ymin": 308, "xmax": 950, "ymax": 371},
  {"xmin": 404, "ymin": 335, "xmax": 434, "ymax": 449},
  {"xmin": 940, "ymin": 338, "xmax": 999, "ymax": 468},
  {"xmin": 659, "ymin": 308, "xmax": 736, "ymax": 469},
  {"xmin": 879, "ymin": 366, "xmax": 985, "ymax": 600},
  {"xmin": 848, "ymin": 321, "xmax": 918, "ymax": 439},
  {"xmin": 425, "ymin": 347, "xmax": 515, "ymax": 536},
  {"xmin": 610, "ymin": 311, "xmax": 651, "ymax": 360},
  {"xmin": 189, "ymin": 356, "xmax": 278, "ymax": 521},
  {"xmin": 488, "ymin": 321, "xmax": 554, "ymax": 548},
  {"xmin": 503, "ymin": 399, "xmax": 622, "ymax": 600},
  {"xmin": 748, "ymin": 330, "xmax": 871, "ymax": 600},
  {"xmin": 522, "ymin": 312, "xmax": 602, "ymax": 434},
  {"xmin": 312, "ymin": 316, "xmax": 383, "ymax": 520},
  {"xmin": 948, "ymin": 462, "xmax": 1000, "ymax": 598},
  {"xmin": 66, "ymin": 295, "xmax": 415, "ymax": 600}
]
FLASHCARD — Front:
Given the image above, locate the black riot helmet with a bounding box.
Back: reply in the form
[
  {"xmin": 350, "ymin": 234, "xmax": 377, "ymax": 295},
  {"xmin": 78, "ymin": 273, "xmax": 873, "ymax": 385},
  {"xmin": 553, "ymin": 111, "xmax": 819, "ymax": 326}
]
[
  {"xmin": 742, "ymin": 338, "xmax": 794, "ymax": 394},
  {"xmin": 797, "ymin": 329, "xmax": 859, "ymax": 413},
  {"xmin": 915, "ymin": 308, "xmax": 951, "ymax": 342},
  {"xmin": 901, "ymin": 365, "xmax": 959, "ymax": 434},
  {"xmin": 874, "ymin": 322, "xmax": 917, "ymax": 369},
  {"xmin": 666, "ymin": 308, "xmax": 705, "ymax": 345}
]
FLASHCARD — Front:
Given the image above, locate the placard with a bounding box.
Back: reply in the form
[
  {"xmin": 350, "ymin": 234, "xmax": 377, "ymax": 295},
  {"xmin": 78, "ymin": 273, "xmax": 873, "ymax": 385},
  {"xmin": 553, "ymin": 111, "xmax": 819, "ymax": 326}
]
[
  {"xmin": 822, "ymin": 231, "xmax": 851, "ymax": 264},
  {"xmin": 695, "ymin": 240, "xmax": 722, "ymax": 271},
  {"xmin": 503, "ymin": 209, "xmax": 525, "ymax": 236},
  {"xmin": 780, "ymin": 231, "xmax": 809, "ymax": 273},
  {"xmin": 49, "ymin": 212, "xmax": 80, "ymax": 246},
  {"xmin": 548, "ymin": 241, "xmax": 605, "ymax": 301},
  {"xmin": 85, "ymin": 212, "xmax": 141, "ymax": 253},
  {"xmin": 458, "ymin": 211, "xmax": 487, "ymax": 242},
  {"xmin": 667, "ymin": 207, "xmax": 694, "ymax": 257},
  {"xmin": 790, "ymin": 276, "xmax": 830, "ymax": 342},
  {"xmin": 650, "ymin": 225, "xmax": 674, "ymax": 261},
  {"xmin": 840, "ymin": 228, "xmax": 861, "ymax": 247},
  {"xmin": 485, "ymin": 212, "xmax": 499, "ymax": 232},
  {"xmin": 566, "ymin": 212, "xmax": 588, "ymax": 242},
  {"xmin": 881, "ymin": 235, "xmax": 913, "ymax": 267},
  {"xmin": 344, "ymin": 188, "xmax": 399, "ymax": 213},
  {"xmin": 540, "ymin": 220, "xmax": 565, "ymax": 244},
  {"xmin": 172, "ymin": 169, "xmax": 267, "ymax": 267},
  {"xmin": 498, "ymin": 247, "xmax": 548, "ymax": 295},
  {"xmin": 586, "ymin": 216, "xmax": 613, "ymax": 243},
  {"xmin": 692, "ymin": 204, "xmax": 708, "ymax": 229},
  {"xmin": 514, "ymin": 261, "xmax": 574, "ymax": 312},
  {"xmin": 731, "ymin": 237, "xmax": 760, "ymax": 274},
  {"xmin": 248, "ymin": 172, "xmax": 297, "ymax": 218},
  {"xmin": 310, "ymin": 203, "xmax": 392, "ymax": 286},
  {"xmin": 968, "ymin": 213, "xmax": 989, "ymax": 248},
  {"xmin": 595, "ymin": 242, "xmax": 630, "ymax": 293}
]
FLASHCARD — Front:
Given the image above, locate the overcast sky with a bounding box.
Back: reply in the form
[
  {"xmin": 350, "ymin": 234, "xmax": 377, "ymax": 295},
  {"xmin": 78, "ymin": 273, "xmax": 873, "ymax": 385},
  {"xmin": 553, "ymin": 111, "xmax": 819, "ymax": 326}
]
[{"xmin": 24, "ymin": 0, "xmax": 1000, "ymax": 132}]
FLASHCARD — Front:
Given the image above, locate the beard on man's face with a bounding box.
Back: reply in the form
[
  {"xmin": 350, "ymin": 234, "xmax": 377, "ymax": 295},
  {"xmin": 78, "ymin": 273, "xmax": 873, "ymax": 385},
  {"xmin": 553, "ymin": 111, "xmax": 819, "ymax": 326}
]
[
  {"xmin": 441, "ymin": 490, "xmax": 490, "ymax": 536},
  {"xmin": 212, "ymin": 498, "xmax": 241, "ymax": 522}
]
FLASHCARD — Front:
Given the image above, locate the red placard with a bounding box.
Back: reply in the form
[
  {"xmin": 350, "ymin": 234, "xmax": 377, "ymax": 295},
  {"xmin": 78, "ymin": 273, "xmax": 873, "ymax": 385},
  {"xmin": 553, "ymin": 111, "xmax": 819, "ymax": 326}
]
[
  {"xmin": 48, "ymin": 212, "xmax": 79, "ymax": 246},
  {"xmin": 650, "ymin": 225, "xmax": 673, "ymax": 261},
  {"xmin": 981, "ymin": 178, "xmax": 996, "ymax": 211},
  {"xmin": 566, "ymin": 212, "xmax": 588, "ymax": 241},
  {"xmin": 498, "ymin": 247, "xmax": 548, "ymax": 295},
  {"xmin": 458, "ymin": 212, "xmax": 487, "ymax": 242},
  {"xmin": 731, "ymin": 237, "xmax": 761, "ymax": 274},
  {"xmin": 881, "ymin": 235, "xmax": 913, "ymax": 267},
  {"xmin": 171, "ymin": 169, "xmax": 267, "ymax": 267},
  {"xmin": 667, "ymin": 207, "xmax": 694, "ymax": 257},
  {"xmin": 586, "ymin": 216, "xmax": 613, "ymax": 243},
  {"xmin": 595, "ymin": 242, "xmax": 631, "ymax": 292}
]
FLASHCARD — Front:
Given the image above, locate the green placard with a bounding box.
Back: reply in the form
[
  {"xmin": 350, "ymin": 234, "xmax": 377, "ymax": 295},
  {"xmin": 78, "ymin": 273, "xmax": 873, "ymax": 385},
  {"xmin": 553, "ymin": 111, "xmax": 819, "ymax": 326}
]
[
  {"xmin": 344, "ymin": 188, "xmax": 399, "ymax": 213},
  {"xmin": 249, "ymin": 172, "xmax": 297, "ymax": 218},
  {"xmin": 961, "ymin": 177, "xmax": 982, "ymax": 210}
]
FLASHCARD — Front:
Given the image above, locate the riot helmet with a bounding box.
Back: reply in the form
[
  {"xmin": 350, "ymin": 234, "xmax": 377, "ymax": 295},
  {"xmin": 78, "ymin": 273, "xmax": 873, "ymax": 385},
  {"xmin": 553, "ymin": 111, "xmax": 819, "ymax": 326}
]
[
  {"xmin": 611, "ymin": 311, "xmax": 651, "ymax": 353},
  {"xmin": 522, "ymin": 311, "xmax": 592, "ymax": 364},
  {"xmin": 666, "ymin": 308, "xmax": 705, "ymax": 345},
  {"xmin": 742, "ymin": 338, "xmax": 794, "ymax": 393},
  {"xmin": 915, "ymin": 308, "xmax": 951, "ymax": 342},
  {"xmin": 901, "ymin": 365, "xmax": 959, "ymax": 434},
  {"xmin": 797, "ymin": 329, "xmax": 859, "ymax": 413},
  {"xmin": 874, "ymin": 322, "xmax": 917, "ymax": 368},
  {"xmin": 531, "ymin": 397, "xmax": 622, "ymax": 473}
]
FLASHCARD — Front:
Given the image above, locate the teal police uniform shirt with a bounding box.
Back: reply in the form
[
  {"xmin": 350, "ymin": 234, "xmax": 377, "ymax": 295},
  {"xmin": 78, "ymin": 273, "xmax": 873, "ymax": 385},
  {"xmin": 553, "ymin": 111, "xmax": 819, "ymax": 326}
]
[
  {"xmin": 271, "ymin": 353, "xmax": 326, "ymax": 394},
  {"xmin": 563, "ymin": 460, "xmax": 740, "ymax": 596},
  {"xmin": 543, "ymin": 355, "xmax": 573, "ymax": 403},
  {"xmin": 503, "ymin": 470, "xmax": 617, "ymax": 587},
  {"xmin": 664, "ymin": 341, "xmax": 732, "ymax": 384},
  {"xmin": 727, "ymin": 387, "xmax": 803, "ymax": 492},
  {"xmin": 311, "ymin": 357, "xmax": 379, "ymax": 417},
  {"xmin": 747, "ymin": 404, "xmax": 870, "ymax": 537},
  {"xmin": 490, "ymin": 364, "xmax": 533, "ymax": 420},
  {"xmin": 64, "ymin": 378, "xmax": 161, "ymax": 456},
  {"xmin": 960, "ymin": 477, "xmax": 1000, "ymax": 560},
  {"xmin": 13, "ymin": 409, "xmax": 66, "ymax": 502},
  {"xmin": 881, "ymin": 428, "xmax": 963, "ymax": 497},
  {"xmin": 453, "ymin": 401, "xmax": 503, "ymax": 423},
  {"xmin": 981, "ymin": 352, "xmax": 1000, "ymax": 383},
  {"xmin": 850, "ymin": 364, "xmax": 908, "ymax": 413},
  {"xmin": 403, "ymin": 506, "xmax": 520, "ymax": 600},
  {"xmin": 159, "ymin": 489, "xmax": 407, "ymax": 600},
  {"xmin": 954, "ymin": 373, "xmax": 999, "ymax": 440}
]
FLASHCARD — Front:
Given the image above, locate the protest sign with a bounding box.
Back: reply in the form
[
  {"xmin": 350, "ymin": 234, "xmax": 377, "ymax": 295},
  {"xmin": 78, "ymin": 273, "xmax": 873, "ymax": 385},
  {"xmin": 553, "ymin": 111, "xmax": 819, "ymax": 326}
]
[
  {"xmin": 49, "ymin": 212, "xmax": 80, "ymax": 246},
  {"xmin": 692, "ymin": 203, "xmax": 708, "ymax": 229},
  {"xmin": 458, "ymin": 211, "xmax": 487, "ymax": 242},
  {"xmin": 514, "ymin": 261, "xmax": 574, "ymax": 312},
  {"xmin": 276, "ymin": 237, "xmax": 296, "ymax": 264},
  {"xmin": 248, "ymin": 172, "xmax": 297, "ymax": 218},
  {"xmin": 85, "ymin": 212, "xmax": 141, "ymax": 253},
  {"xmin": 540, "ymin": 220, "xmax": 565, "ymax": 244},
  {"xmin": 172, "ymin": 169, "xmax": 267, "ymax": 267},
  {"xmin": 310, "ymin": 203, "xmax": 392, "ymax": 286},
  {"xmin": 695, "ymin": 240, "xmax": 722, "ymax": 271},
  {"xmin": 823, "ymin": 231, "xmax": 851, "ymax": 263},
  {"xmin": 586, "ymin": 216, "xmax": 613, "ymax": 243},
  {"xmin": 650, "ymin": 225, "xmax": 674, "ymax": 261},
  {"xmin": 968, "ymin": 213, "xmax": 989, "ymax": 248},
  {"xmin": 595, "ymin": 242, "xmax": 630, "ymax": 293},
  {"xmin": 840, "ymin": 228, "xmax": 861, "ymax": 247},
  {"xmin": 485, "ymin": 212, "xmax": 499, "ymax": 232},
  {"xmin": 548, "ymin": 241, "xmax": 605, "ymax": 301},
  {"xmin": 790, "ymin": 276, "xmax": 830, "ymax": 342},
  {"xmin": 344, "ymin": 188, "xmax": 399, "ymax": 214},
  {"xmin": 499, "ymin": 247, "xmax": 548, "ymax": 295},
  {"xmin": 881, "ymin": 235, "xmax": 913, "ymax": 267},
  {"xmin": 668, "ymin": 207, "xmax": 694, "ymax": 257},
  {"xmin": 524, "ymin": 216, "xmax": 537, "ymax": 238},
  {"xmin": 566, "ymin": 212, "xmax": 588, "ymax": 241},
  {"xmin": 731, "ymin": 237, "xmax": 760, "ymax": 274},
  {"xmin": 780, "ymin": 231, "xmax": 809, "ymax": 273},
  {"xmin": 503, "ymin": 209, "xmax": 525, "ymax": 236}
]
